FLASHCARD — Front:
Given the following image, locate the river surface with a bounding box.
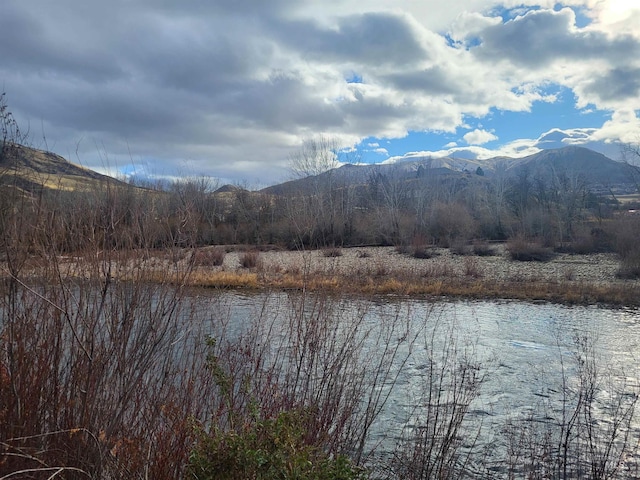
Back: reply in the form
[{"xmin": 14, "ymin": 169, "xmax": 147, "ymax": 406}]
[{"xmin": 193, "ymin": 291, "xmax": 640, "ymax": 475}]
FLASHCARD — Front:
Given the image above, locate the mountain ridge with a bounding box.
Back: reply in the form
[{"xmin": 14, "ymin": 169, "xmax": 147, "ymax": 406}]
[{"xmin": 261, "ymin": 146, "xmax": 634, "ymax": 196}]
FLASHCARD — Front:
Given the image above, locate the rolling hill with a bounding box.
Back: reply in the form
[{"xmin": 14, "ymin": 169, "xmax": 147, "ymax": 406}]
[{"xmin": 0, "ymin": 144, "xmax": 128, "ymax": 192}]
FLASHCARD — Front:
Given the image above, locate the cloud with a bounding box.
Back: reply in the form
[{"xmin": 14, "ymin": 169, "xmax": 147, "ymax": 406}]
[
  {"xmin": 463, "ymin": 129, "xmax": 498, "ymax": 145},
  {"xmin": 1, "ymin": 0, "xmax": 639, "ymax": 185},
  {"xmin": 273, "ymin": 12, "xmax": 431, "ymax": 67},
  {"xmin": 472, "ymin": 8, "xmax": 640, "ymax": 69},
  {"xmin": 578, "ymin": 67, "xmax": 640, "ymax": 106}
]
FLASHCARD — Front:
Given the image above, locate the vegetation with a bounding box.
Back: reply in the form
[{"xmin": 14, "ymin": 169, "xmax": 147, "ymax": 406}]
[{"xmin": 1, "ymin": 93, "xmax": 640, "ymax": 478}]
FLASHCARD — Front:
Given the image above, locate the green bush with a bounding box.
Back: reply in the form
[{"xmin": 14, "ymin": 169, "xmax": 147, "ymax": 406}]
[{"xmin": 188, "ymin": 410, "xmax": 367, "ymax": 480}]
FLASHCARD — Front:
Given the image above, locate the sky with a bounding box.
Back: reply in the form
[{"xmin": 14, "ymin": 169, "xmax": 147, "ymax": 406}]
[{"xmin": 1, "ymin": 0, "xmax": 639, "ymax": 187}]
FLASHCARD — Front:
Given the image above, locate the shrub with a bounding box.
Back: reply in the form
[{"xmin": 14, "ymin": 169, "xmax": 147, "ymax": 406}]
[
  {"xmin": 412, "ymin": 245, "xmax": 435, "ymax": 259},
  {"xmin": 616, "ymin": 249, "xmax": 640, "ymax": 279},
  {"xmin": 472, "ymin": 241, "xmax": 495, "ymax": 257},
  {"xmin": 507, "ymin": 236, "xmax": 555, "ymax": 262},
  {"xmin": 240, "ymin": 250, "xmax": 262, "ymax": 269},
  {"xmin": 189, "ymin": 410, "xmax": 368, "ymax": 480},
  {"xmin": 463, "ymin": 256, "xmax": 483, "ymax": 278},
  {"xmin": 555, "ymin": 227, "xmax": 614, "ymax": 254},
  {"xmin": 322, "ymin": 247, "xmax": 343, "ymax": 258},
  {"xmin": 611, "ymin": 216, "xmax": 640, "ymax": 278},
  {"xmin": 395, "ymin": 244, "xmax": 411, "ymax": 255},
  {"xmin": 450, "ymin": 238, "xmax": 473, "ymax": 256},
  {"xmin": 194, "ymin": 247, "xmax": 226, "ymax": 267}
]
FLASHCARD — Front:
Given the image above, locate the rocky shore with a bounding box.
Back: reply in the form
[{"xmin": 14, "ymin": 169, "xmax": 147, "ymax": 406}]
[
  {"xmin": 221, "ymin": 245, "xmax": 623, "ymax": 286},
  {"xmin": 188, "ymin": 245, "xmax": 639, "ymax": 306}
]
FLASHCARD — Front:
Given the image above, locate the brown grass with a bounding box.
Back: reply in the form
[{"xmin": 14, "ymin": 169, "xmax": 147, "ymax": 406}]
[{"xmin": 171, "ymin": 263, "xmax": 640, "ymax": 306}]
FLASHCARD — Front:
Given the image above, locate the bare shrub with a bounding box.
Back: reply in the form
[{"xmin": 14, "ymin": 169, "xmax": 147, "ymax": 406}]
[
  {"xmin": 503, "ymin": 332, "xmax": 638, "ymax": 479},
  {"xmin": 239, "ymin": 250, "xmax": 262, "ymax": 269},
  {"xmin": 371, "ymin": 261, "xmax": 389, "ymax": 277},
  {"xmin": 463, "ymin": 256, "xmax": 483, "ymax": 278},
  {"xmin": 423, "ymin": 261, "xmax": 454, "ymax": 278},
  {"xmin": 412, "ymin": 245, "xmax": 436, "ymax": 259},
  {"xmin": 557, "ymin": 226, "xmax": 614, "ymax": 255},
  {"xmin": 0, "ymin": 181, "xmax": 214, "ymax": 479},
  {"xmin": 450, "ymin": 238, "xmax": 473, "ymax": 256},
  {"xmin": 322, "ymin": 246, "xmax": 343, "ymax": 257},
  {"xmin": 562, "ymin": 266, "xmax": 576, "ymax": 281},
  {"xmin": 472, "ymin": 241, "xmax": 495, "ymax": 257},
  {"xmin": 611, "ymin": 216, "xmax": 640, "ymax": 279},
  {"xmin": 385, "ymin": 318, "xmax": 484, "ymax": 479},
  {"xmin": 428, "ymin": 202, "xmax": 476, "ymax": 248},
  {"xmin": 507, "ymin": 236, "xmax": 555, "ymax": 262},
  {"xmin": 194, "ymin": 246, "xmax": 226, "ymax": 267},
  {"xmin": 201, "ymin": 292, "xmax": 422, "ymax": 468}
]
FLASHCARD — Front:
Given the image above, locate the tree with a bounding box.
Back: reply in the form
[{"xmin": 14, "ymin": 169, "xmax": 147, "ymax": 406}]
[
  {"xmin": 289, "ymin": 135, "xmax": 341, "ymax": 179},
  {"xmin": 621, "ymin": 141, "xmax": 640, "ymax": 193},
  {"xmin": 287, "ymin": 136, "xmax": 351, "ymax": 247}
]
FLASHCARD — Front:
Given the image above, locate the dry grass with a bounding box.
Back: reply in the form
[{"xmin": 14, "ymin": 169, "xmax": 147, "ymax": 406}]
[{"xmin": 15, "ymin": 246, "xmax": 638, "ymax": 306}]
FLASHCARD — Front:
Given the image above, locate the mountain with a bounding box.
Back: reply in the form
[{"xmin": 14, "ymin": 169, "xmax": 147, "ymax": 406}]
[
  {"xmin": 261, "ymin": 146, "xmax": 635, "ymax": 196},
  {"xmin": 0, "ymin": 144, "xmax": 129, "ymax": 192},
  {"xmin": 504, "ymin": 147, "xmax": 633, "ymax": 193},
  {"xmin": 1, "ymin": 144, "xmax": 634, "ymax": 198}
]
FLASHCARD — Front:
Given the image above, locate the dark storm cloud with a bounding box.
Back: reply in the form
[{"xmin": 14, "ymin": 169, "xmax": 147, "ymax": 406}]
[
  {"xmin": 0, "ymin": 3, "xmax": 124, "ymax": 82},
  {"xmin": 273, "ymin": 12, "xmax": 430, "ymax": 66},
  {"xmin": 123, "ymin": 21, "xmax": 273, "ymax": 93},
  {"xmin": 216, "ymin": 72, "xmax": 345, "ymax": 131},
  {"xmin": 473, "ymin": 8, "xmax": 640, "ymax": 69},
  {"xmin": 383, "ymin": 66, "xmax": 462, "ymax": 95},
  {"xmin": 581, "ymin": 67, "xmax": 640, "ymax": 103}
]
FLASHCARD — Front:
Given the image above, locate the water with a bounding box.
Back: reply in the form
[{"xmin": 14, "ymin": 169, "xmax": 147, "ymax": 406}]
[{"xmin": 193, "ymin": 290, "xmax": 640, "ymax": 476}]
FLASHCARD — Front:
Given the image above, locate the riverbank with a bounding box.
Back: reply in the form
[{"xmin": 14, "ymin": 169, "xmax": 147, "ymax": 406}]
[{"xmin": 181, "ymin": 245, "xmax": 639, "ymax": 307}]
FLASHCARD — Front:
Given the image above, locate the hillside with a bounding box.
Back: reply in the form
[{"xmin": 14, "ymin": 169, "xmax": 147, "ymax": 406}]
[
  {"xmin": 0, "ymin": 144, "xmax": 128, "ymax": 192},
  {"xmin": 506, "ymin": 146, "xmax": 633, "ymax": 194},
  {"xmin": 262, "ymin": 146, "xmax": 635, "ymax": 196}
]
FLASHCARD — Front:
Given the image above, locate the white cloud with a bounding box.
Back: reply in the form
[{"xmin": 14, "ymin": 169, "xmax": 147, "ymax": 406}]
[
  {"xmin": 463, "ymin": 129, "xmax": 498, "ymax": 145},
  {"xmin": 1, "ymin": 0, "xmax": 639, "ymax": 185}
]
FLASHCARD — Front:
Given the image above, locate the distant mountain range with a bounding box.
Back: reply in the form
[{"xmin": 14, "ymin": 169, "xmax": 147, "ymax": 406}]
[
  {"xmin": 260, "ymin": 146, "xmax": 636, "ymax": 196},
  {"xmin": 1, "ymin": 144, "xmax": 636, "ymax": 197}
]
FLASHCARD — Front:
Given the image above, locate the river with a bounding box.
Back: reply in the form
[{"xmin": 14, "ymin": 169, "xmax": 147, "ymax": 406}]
[{"xmin": 194, "ymin": 290, "xmax": 640, "ymax": 477}]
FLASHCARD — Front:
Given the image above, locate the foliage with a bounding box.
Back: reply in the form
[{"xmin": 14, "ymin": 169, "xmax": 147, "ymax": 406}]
[{"xmin": 189, "ymin": 410, "xmax": 368, "ymax": 480}]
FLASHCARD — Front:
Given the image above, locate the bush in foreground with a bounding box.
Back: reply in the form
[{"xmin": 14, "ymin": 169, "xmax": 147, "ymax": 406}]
[{"xmin": 189, "ymin": 410, "xmax": 367, "ymax": 480}]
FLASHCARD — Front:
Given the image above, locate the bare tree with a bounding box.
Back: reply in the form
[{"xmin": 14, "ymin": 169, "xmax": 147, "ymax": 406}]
[
  {"xmin": 289, "ymin": 135, "xmax": 341, "ymax": 179},
  {"xmin": 621, "ymin": 142, "xmax": 640, "ymax": 193},
  {"xmin": 287, "ymin": 135, "xmax": 353, "ymax": 247}
]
